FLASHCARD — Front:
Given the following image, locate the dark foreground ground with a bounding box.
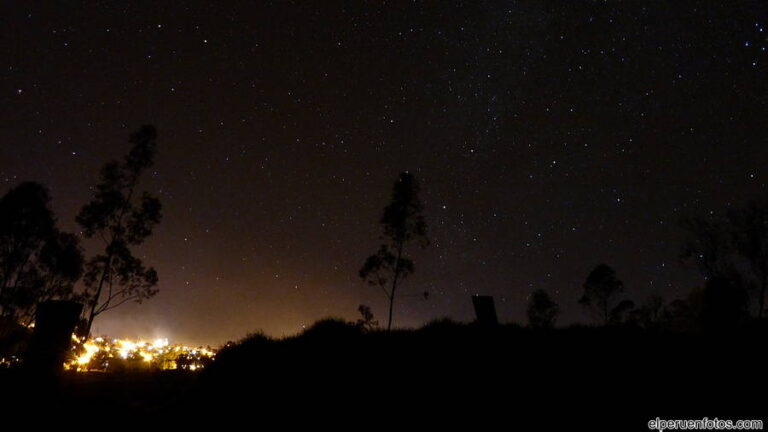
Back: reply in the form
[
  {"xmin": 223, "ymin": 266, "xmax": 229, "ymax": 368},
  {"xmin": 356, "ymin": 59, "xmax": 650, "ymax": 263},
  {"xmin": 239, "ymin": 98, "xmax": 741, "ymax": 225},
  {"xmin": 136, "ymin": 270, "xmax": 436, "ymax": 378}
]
[{"xmin": 2, "ymin": 320, "xmax": 766, "ymax": 429}]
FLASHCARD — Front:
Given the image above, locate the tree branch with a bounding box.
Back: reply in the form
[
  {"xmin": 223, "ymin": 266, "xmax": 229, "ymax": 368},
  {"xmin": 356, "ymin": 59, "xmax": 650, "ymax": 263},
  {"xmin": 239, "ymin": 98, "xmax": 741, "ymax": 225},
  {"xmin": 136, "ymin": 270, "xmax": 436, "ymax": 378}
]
[{"xmin": 97, "ymin": 294, "xmax": 141, "ymax": 314}]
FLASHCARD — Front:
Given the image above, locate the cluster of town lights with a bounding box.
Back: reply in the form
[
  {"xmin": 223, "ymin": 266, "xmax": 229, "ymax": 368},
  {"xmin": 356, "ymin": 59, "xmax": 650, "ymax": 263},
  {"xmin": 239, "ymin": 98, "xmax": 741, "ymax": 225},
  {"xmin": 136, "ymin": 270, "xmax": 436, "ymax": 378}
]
[{"xmin": 65, "ymin": 335, "xmax": 215, "ymax": 372}]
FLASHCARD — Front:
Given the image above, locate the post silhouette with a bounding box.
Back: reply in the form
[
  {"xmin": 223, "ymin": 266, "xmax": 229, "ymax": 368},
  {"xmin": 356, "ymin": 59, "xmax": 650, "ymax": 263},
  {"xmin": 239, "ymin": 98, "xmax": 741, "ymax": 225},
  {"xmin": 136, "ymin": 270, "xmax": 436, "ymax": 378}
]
[
  {"xmin": 472, "ymin": 295, "xmax": 498, "ymax": 327},
  {"xmin": 25, "ymin": 300, "xmax": 82, "ymax": 375}
]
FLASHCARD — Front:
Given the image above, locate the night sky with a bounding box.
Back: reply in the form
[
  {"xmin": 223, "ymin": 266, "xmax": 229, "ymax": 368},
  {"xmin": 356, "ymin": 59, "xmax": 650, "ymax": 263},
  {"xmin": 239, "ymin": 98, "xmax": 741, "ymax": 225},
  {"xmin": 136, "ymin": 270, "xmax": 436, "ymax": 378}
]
[{"xmin": 1, "ymin": 1, "xmax": 766, "ymax": 345}]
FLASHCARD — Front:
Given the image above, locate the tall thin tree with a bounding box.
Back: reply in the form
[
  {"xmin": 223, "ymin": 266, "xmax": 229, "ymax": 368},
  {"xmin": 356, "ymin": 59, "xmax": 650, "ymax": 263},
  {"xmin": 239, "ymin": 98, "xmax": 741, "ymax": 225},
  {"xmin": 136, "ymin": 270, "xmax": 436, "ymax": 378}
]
[
  {"xmin": 359, "ymin": 172, "xmax": 428, "ymax": 331},
  {"xmin": 76, "ymin": 125, "xmax": 162, "ymax": 338}
]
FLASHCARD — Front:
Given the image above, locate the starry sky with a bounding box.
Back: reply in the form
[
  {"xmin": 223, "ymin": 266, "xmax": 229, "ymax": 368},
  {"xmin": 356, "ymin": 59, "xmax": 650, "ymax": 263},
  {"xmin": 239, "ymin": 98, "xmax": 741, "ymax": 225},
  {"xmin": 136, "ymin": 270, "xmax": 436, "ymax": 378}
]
[{"xmin": 1, "ymin": 1, "xmax": 767, "ymax": 345}]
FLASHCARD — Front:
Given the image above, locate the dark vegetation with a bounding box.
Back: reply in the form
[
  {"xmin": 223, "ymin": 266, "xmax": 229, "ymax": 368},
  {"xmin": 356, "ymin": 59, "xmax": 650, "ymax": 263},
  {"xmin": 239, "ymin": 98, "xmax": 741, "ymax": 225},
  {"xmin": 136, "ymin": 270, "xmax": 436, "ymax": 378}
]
[
  {"xmin": 0, "ymin": 182, "xmax": 84, "ymax": 326},
  {"xmin": 3, "ymin": 316, "xmax": 764, "ymax": 425},
  {"xmin": 201, "ymin": 313, "xmax": 764, "ymax": 429}
]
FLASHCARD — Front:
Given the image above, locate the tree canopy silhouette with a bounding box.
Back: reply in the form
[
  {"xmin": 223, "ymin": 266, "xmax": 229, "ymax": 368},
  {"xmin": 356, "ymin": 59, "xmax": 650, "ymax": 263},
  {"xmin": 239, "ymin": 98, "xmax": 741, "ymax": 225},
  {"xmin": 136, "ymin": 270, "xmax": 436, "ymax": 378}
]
[
  {"xmin": 526, "ymin": 289, "xmax": 559, "ymax": 329},
  {"xmin": 76, "ymin": 125, "xmax": 162, "ymax": 337},
  {"xmin": 728, "ymin": 202, "xmax": 768, "ymax": 318},
  {"xmin": 682, "ymin": 201, "xmax": 768, "ymax": 318},
  {"xmin": 579, "ymin": 264, "xmax": 631, "ymax": 325},
  {"xmin": 359, "ymin": 172, "xmax": 428, "ymax": 331},
  {"xmin": 355, "ymin": 304, "xmax": 379, "ymax": 332},
  {"xmin": 0, "ymin": 182, "xmax": 84, "ymax": 325},
  {"xmin": 629, "ymin": 294, "xmax": 664, "ymax": 328},
  {"xmin": 700, "ymin": 276, "xmax": 749, "ymax": 333}
]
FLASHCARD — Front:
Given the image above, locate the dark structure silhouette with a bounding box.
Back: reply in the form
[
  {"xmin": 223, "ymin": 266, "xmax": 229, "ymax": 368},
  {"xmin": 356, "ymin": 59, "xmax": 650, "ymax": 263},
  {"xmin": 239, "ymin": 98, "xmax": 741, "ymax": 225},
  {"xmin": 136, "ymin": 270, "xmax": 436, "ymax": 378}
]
[
  {"xmin": 471, "ymin": 295, "xmax": 498, "ymax": 327},
  {"xmin": 24, "ymin": 300, "xmax": 82, "ymax": 375}
]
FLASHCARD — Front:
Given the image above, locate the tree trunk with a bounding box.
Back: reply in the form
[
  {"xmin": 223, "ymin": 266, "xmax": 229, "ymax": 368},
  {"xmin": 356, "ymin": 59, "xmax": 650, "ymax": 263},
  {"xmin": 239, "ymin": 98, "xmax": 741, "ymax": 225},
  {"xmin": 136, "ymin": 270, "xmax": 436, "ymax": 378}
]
[
  {"xmin": 387, "ymin": 242, "xmax": 404, "ymax": 331},
  {"xmin": 760, "ymin": 270, "xmax": 767, "ymax": 319},
  {"xmin": 82, "ymin": 254, "xmax": 112, "ymax": 339}
]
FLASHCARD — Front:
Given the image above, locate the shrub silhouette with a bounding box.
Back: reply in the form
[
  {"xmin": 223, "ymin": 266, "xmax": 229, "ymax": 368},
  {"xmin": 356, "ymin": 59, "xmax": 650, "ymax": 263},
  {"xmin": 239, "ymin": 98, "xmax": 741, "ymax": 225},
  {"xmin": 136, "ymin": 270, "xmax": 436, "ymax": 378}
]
[
  {"xmin": 700, "ymin": 277, "xmax": 750, "ymax": 332},
  {"xmin": 527, "ymin": 289, "xmax": 559, "ymax": 329}
]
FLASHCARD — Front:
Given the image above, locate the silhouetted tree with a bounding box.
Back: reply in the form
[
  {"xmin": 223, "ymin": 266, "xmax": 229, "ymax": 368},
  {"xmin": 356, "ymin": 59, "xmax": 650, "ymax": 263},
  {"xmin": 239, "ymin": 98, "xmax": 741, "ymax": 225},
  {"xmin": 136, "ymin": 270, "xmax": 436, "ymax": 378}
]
[
  {"xmin": 76, "ymin": 125, "xmax": 162, "ymax": 338},
  {"xmin": 680, "ymin": 213, "xmax": 733, "ymax": 280},
  {"xmin": 526, "ymin": 289, "xmax": 559, "ymax": 329},
  {"xmin": 0, "ymin": 182, "xmax": 84, "ymax": 324},
  {"xmin": 359, "ymin": 172, "xmax": 428, "ymax": 330},
  {"xmin": 356, "ymin": 304, "xmax": 379, "ymax": 331},
  {"xmin": 643, "ymin": 294, "xmax": 664, "ymax": 324},
  {"xmin": 579, "ymin": 264, "xmax": 626, "ymax": 325},
  {"xmin": 662, "ymin": 297, "xmax": 697, "ymax": 332},
  {"xmin": 609, "ymin": 299, "xmax": 636, "ymax": 324},
  {"xmin": 700, "ymin": 276, "xmax": 749, "ymax": 332},
  {"xmin": 628, "ymin": 294, "xmax": 664, "ymax": 328},
  {"xmin": 728, "ymin": 202, "xmax": 768, "ymax": 318},
  {"xmin": 682, "ymin": 202, "xmax": 768, "ymax": 318},
  {"xmin": 660, "ymin": 279, "xmax": 749, "ymax": 333}
]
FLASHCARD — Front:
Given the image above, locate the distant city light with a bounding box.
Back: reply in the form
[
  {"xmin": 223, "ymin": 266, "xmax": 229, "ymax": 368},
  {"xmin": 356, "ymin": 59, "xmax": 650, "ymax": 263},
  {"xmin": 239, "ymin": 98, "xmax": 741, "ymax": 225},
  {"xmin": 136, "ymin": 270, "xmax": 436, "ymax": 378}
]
[{"xmin": 64, "ymin": 334, "xmax": 215, "ymax": 372}]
